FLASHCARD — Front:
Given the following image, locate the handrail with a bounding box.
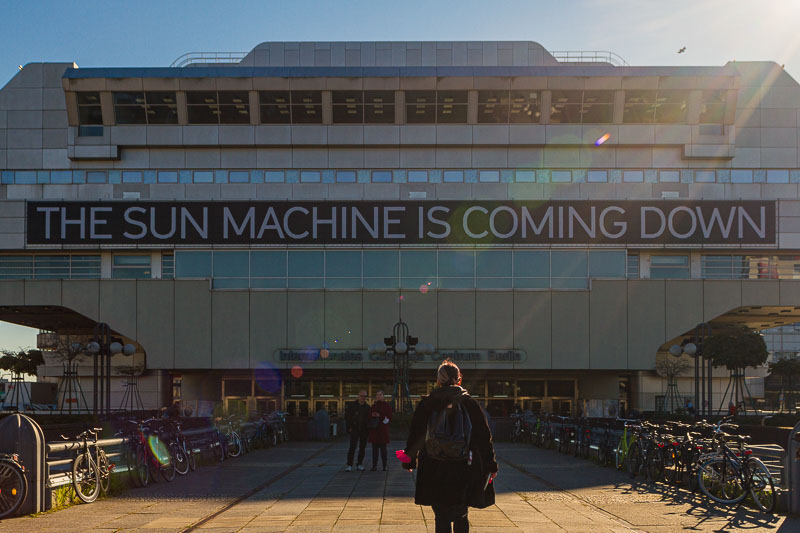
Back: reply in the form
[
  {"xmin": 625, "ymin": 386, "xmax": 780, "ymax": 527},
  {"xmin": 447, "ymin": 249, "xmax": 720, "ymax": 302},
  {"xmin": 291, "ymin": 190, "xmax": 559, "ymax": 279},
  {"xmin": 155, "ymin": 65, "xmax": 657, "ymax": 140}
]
[
  {"xmin": 550, "ymin": 50, "xmax": 629, "ymax": 67},
  {"xmin": 170, "ymin": 52, "xmax": 247, "ymax": 68}
]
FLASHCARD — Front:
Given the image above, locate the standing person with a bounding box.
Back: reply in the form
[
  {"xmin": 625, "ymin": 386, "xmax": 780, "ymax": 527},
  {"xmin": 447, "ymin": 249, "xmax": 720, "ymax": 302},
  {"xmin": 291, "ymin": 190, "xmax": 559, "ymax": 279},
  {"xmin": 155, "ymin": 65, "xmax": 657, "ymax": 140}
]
[
  {"xmin": 401, "ymin": 360, "xmax": 498, "ymax": 533},
  {"xmin": 368, "ymin": 390, "xmax": 392, "ymax": 471},
  {"xmin": 345, "ymin": 389, "xmax": 370, "ymax": 471}
]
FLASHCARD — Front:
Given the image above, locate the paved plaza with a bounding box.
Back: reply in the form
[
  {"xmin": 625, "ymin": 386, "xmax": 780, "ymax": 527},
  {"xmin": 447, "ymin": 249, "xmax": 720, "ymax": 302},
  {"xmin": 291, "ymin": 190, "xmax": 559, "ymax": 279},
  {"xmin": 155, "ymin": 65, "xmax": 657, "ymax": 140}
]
[{"xmin": 2, "ymin": 441, "xmax": 793, "ymax": 532}]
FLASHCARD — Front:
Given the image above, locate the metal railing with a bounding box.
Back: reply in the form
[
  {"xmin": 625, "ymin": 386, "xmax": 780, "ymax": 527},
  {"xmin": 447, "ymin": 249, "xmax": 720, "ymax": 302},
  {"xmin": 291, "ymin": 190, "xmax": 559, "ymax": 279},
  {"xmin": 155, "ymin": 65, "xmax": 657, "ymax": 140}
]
[
  {"xmin": 170, "ymin": 52, "xmax": 247, "ymax": 68},
  {"xmin": 550, "ymin": 50, "xmax": 629, "ymax": 67}
]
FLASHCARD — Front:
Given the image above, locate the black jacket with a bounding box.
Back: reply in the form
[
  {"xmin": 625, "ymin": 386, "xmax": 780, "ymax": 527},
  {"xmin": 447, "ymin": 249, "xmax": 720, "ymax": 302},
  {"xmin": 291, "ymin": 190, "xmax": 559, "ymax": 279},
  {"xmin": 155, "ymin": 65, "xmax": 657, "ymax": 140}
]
[
  {"xmin": 345, "ymin": 401, "xmax": 371, "ymax": 435},
  {"xmin": 404, "ymin": 385, "xmax": 497, "ymax": 508}
]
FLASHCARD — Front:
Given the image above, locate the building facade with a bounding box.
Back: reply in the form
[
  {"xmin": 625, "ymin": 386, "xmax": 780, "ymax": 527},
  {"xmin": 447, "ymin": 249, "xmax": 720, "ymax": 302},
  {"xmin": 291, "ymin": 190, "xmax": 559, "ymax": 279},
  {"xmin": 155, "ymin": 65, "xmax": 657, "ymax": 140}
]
[{"xmin": 1, "ymin": 41, "xmax": 800, "ymax": 416}]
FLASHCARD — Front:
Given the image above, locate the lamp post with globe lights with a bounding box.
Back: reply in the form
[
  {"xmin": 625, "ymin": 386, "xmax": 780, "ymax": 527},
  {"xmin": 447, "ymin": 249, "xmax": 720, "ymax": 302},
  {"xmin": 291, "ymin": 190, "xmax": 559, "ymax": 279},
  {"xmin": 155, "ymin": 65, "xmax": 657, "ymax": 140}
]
[
  {"xmin": 86, "ymin": 323, "xmax": 136, "ymax": 415},
  {"xmin": 669, "ymin": 322, "xmax": 712, "ymax": 418}
]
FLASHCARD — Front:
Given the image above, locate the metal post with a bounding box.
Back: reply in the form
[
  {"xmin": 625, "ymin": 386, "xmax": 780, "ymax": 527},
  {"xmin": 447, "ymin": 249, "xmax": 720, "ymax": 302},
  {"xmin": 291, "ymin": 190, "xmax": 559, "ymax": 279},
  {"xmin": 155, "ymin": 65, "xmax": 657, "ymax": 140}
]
[
  {"xmin": 92, "ymin": 351, "xmax": 98, "ymax": 416},
  {"xmin": 694, "ymin": 355, "xmax": 700, "ymax": 420},
  {"xmin": 707, "ymin": 356, "xmax": 713, "ymax": 416}
]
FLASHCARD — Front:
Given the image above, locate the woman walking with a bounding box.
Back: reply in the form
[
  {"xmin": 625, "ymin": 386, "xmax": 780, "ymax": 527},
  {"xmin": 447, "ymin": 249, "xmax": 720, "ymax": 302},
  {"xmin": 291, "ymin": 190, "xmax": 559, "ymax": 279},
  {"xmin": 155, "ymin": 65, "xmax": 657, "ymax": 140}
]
[
  {"xmin": 368, "ymin": 390, "xmax": 392, "ymax": 471},
  {"xmin": 400, "ymin": 360, "xmax": 497, "ymax": 533}
]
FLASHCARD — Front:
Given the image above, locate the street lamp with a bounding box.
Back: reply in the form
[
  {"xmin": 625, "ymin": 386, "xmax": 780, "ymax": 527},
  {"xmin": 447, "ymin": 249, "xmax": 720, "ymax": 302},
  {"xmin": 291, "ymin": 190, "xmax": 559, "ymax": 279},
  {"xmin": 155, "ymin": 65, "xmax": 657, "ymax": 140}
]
[
  {"xmin": 670, "ymin": 322, "xmax": 712, "ymax": 418},
  {"xmin": 86, "ymin": 323, "xmax": 135, "ymax": 416}
]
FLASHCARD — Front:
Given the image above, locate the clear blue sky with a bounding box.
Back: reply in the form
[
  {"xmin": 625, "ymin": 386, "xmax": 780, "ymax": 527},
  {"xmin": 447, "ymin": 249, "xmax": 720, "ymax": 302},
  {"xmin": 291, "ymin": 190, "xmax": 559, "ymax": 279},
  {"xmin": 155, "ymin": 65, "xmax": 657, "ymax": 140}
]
[{"xmin": 1, "ymin": 0, "xmax": 800, "ymax": 353}]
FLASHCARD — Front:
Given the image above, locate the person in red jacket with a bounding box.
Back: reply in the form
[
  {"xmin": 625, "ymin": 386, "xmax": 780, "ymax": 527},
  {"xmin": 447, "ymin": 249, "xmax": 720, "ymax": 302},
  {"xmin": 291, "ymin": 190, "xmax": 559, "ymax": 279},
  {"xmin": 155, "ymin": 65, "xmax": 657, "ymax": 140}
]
[{"xmin": 368, "ymin": 390, "xmax": 392, "ymax": 471}]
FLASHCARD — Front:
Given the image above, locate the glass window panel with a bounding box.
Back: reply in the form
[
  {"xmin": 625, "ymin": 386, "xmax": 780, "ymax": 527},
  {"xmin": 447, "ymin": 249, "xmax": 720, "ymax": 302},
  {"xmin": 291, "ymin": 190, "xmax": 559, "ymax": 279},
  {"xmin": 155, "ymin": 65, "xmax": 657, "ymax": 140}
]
[
  {"xmin": 550, "ymin": 90, "xmax": 583, "ymax": 124},
  {"xmin": 695, "ymin": 170, "xmax": 715, "ymax": 183},
  {"xmin": 443, "ymin": 170, "xmax": 463, "ymax": 183},
  {"xmin": 516, "ymin": 170, "xmax": 535, "ymax": 182},
  {"xmin": 364, "ymin": 251, "xmax": 399, "ymax": 277},
  {"xmin": 731, "ymin": 170, "xmax": 753, "ymax": 183},
  {"xmin": 479, "ymin": 170, "xmax": 500, "ymax": 183},
  {"xmin": 365, "ymin": 91, "xmax": 394, "ymax": 105},
  {"xmin": 336, "ymin": 171, "xmax": 356, "ymax": 183},
  {"xmin": 114, "ymin": 255, "xmax": 150, "ymax": 266},
  {"xmin": 260, "ymin": 91, "xmax": 290, "ymax": 104},
  {"xmin": 217, "ymin": 91, "xmax": 248, "ymax": 105},
  {"xmin": 112, "ymin": 267, "xmax": 151, "ymax": 279},
  {"xmin": 147, "ymin": 104, "xmax": 178, "ymax": 124},
  {"xmin": 78, "ymin": 105, "xmax": 103, "ymax": 125},
  {"xmin": 325, "ymin": 277, "xmax": 362, "ymax": 289},
  {"xmin": 660, "ymin": 170, "xmax": 680, "ymax": 182},
  {"xmin": 401, "ymin": 278, "xmax": 438, "ymax": 289},
  {"xmin": 219, "ymin": 105, "xmax": 250, "ymax": 124},
  {"xmin": 291, "ymin": 91, "xmax": 322, "ymax": 104},
  {"xmin": 86, "ymin": 171, "xmax": 107, "ymax": 183},
  {"xmin": 176, "ymin": 251, "xmax": 212, "ymax": 278},
  {"xmin": 251, "ymin": 278, "xmax": 287, "ymax": 289},
  {"xmin": 157, "ymin": 171, "xmax": 178, "ymax": 183},
  {"xmin": 478, "ymin": 90, "xmax": 509, "ymax": 123},
  {"xmin": 551, "ymin": 251, "xmax": 587, "ymax": 279},
  {"xmin": 514, "ymin": 251, "xmax": 549, "ymax": 277},
  {"xmin": 652, "ymin": 255, "xmax": 689, "ymax": 266},
  {"xmin": 439, "ymin": 277, "xmax": 473, "ymax": 288},
  {"xmin": 122, "ymin": 171, "xmax": 142, "ymax": 183},
  {"xmin": 229, "ymin": 171, "xmax": 249, "ymax": 183},
  {"xmin": 438, "ymin": 250, "xmax": 474, "ymax": 277},
  {"xmin": 326, "ymin": 251, "xmax": 361, "ymax": 277},
  {"xmin": 476, "ymin": 250, "xmax": 512, "ymax": 277},
  {"xmin": 767, "ymin": 170, "xmax": 789, "ymax": 184},
  {"xmin": 509, "ymin": 90, "xmax": 540, "ymax": 123},
  {"xmin": 623, "ymin": 170, "xmax": 644, "ymax": 182},
  {"xmin": 250, "ymin": 251, "xmax": 287, "ymax": 277},
  {"xmin": 589, "ymin": 251, "xmax": 626, "ymax": 278},
  {"xmin": 401, "ymin": 251, "xmax": 436, "ymax": 278},
  {"xmin": 315, "ymin": 381, "xmax": 339, "ymax": 396},
  {"xmin": 212, "ymin": 278, "xmax": 249, "ymax": 289},
  {"xmin": 548, "ymin": 380, "xmax": 574, "ymax": 397},
  {"xmin": 372, "ymin": 171, "xmax": 392, "ymax": 183},
  {"xmin": 213, "ymin": 251, "xmax": 249, "ymax": 278},
  {"xmin": 291, "ymin": 91, "xmax": 322, "ymax": 123},
  {"xmin": 650, "ymin": 255, "xmax": 689, "ymax": 279},
  {"xmin": 161, "ymin": 254, "xmax": 174, "ymax": 278},
  {"xmin": 187, "ymin": 105, "xmax": 219, "ymax": 124},
  {"xmin": 584, "ymin": 91, "xmax": 615, "ymax": 104},
  {"xmin": 581, "ymin": 102, "xmax": 614, "ymax": 123},
  {"xmin": 700, "ymin": 90, "xmax": 726, "ymax": 124},
  {"xmin": 265, "ymin": 171, "xmax": 284, "ymax": 183},
  {"xmin": 364, "ymin": 103, "xmax": 394, "ymax": 123},
  {"xmin": 261, "ymin": 104, "xmax": 291, "ymax": 123},
  {"xmin": 113, "ymin": 91, "xmax": 144, "ymax": 105},
  {"xmin": 551, "ymin": 170, "xmax": 571, "ymax": 183},
  {"xmin": 364, "ymin": 277, "xmax": 399, "ymax": 288},
  {"xmin": 332, "ymin": 90, "xmax": 363, "ymax": 123},
  {"xmin": 332, "ymin": 91, "xmax": 363, "ymax": 104},
  {"xmin": 475, "ymin": 277, "xmax": 512, "ymax": 289},
  {"xmin": 405, "ymin": 91, "xmax": 436, "ymax": 123},
  {"xmin": 300, "ymin": 171, "xmax": 320, "ymax": 183},
  {"xmin": 289, "ymin": 251, "xmax": 324, "ymax": 277},
  {"xmin": 186, "ymin": 92, "xmax": 217, "ymax": 105},
  {"xmin": 77, "ymin": 92, "xmax": 100, "ymax": 105},
  {"xmin": 193, "ymin": 171, "xmax": 213, "ymax": 183},
  {"xmin": 146, "ymin": 92, "xmax": 177, "ymax": 105},
  {"xmin": 627, "ymin": 254, "xmax": 640, "ymax": 279},
  {"xmin": 488, "ymin": 380, "xmax": 514, "ymax": 397},
  {"xmin": 587, "ymin": 170, "xmax": 607, "ymax": 182},
  {"xmin": 115, "ymin": 104, "xmax": 147, "ymax": 124},
  {"xmin": 289, "ymin": 277, "xmax": 324, "ymax": 288},
  {"xmin": 407, "ymin": 170, "xmax": 428, "ymax": 183}
]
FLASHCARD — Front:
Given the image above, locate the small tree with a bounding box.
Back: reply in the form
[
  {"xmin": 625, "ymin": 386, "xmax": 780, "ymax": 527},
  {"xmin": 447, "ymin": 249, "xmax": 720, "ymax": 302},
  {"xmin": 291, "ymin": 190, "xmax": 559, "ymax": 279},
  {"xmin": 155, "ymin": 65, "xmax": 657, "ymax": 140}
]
[
  {"xmin": 768, "ymin": 357, "xmax": 800, "ymax": 412},
  {"xmin": 0, "ymin": 348, "xmax": 44, "ymax": 378},
  {"xmin": 656, "ymin": 357, "xmax": 690, "ymax": 413},
  {"xmin": 702, "ymin": 328, "xmax": 768, "ymax": 414}
]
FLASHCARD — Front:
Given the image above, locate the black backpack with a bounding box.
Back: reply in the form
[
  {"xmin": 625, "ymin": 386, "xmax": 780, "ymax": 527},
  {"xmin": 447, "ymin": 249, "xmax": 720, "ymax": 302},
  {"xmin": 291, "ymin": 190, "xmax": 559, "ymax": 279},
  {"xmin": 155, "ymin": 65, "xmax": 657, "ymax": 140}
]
[{"xmin": 424, "ymin": 396, "xmax": 472, "ymax": 461}]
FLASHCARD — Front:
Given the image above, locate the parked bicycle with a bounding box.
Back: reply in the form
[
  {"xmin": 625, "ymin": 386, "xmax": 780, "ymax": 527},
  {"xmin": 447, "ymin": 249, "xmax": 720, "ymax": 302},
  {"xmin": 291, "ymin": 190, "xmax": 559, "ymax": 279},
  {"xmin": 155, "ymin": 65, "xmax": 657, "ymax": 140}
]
[
  {"xmin": 60, "ymin": 428, "xmax": 112, "ymax": 503},
  {"xmin": 0, "ymin": 453, "xmax": 26, "ymax": 519}
]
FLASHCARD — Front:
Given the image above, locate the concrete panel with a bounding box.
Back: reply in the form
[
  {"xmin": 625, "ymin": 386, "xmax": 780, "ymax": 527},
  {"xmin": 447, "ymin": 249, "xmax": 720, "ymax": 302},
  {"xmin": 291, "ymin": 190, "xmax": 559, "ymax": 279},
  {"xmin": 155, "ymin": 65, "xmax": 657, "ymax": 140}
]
[
  {"xmin": 702, "ymin": 280, "xmax": 742, "ymax": 323},
  {"xmin": 324, "ymin": 292, "xmax": 362, "ymax": 349},
  {"xmin": 589, "ymin": 281, "xmax": 627, "ymax": 369},
  {"xmin": 218, "ymin": 126, "xmax": 255, "ymax": 145},
  {"xmin": 507, "ymin": 147, "xmax": 543, "ymax": 168},
  {"xmin": 249, "ymin": 291, "xmax": 287, "ymax": 367},
  {"xmin": 98, "ymin": 280, "xmax": 137, "ymax": 340},
  {"xmin": 0, "ymin": 280, "xmax": 25, "ymax": 305},
  {"xmin": 627, "ymin": 281, "xmax": 664, "ymax": 370},
  {"xmin": 363, "ymin": 292, "xmax": 402, "ymax": 352},
  {"xmin": 255, "ymin": 125, "xmax": 292, "ymax": 145},
  {"xmin": 364, "ymin": 148, "xmax": 399, "ymax": 168},
  {"xmin": 287, "ymin": 292, "xmax": 324, "ymax": 348},
  {"xmin": 212, "ymin": 291, "xmax": 250, "ymax": 369},
  {"xmin": 509, "ymin": 125, "xmax": 545, "ymax": 144},
  {"xmin": 136, "ymin": 280, "xmax": 174, "ymax": 369},
  {"xmin": 514, "ymin": 294, "xmax": 551, "ymax": 367},
  {"xmin": 475, "ymin": 292, "xmax": 513, "ymax": 349},
  {"xmin": 62, "ymin": 281, "xmax": 99, "ymax": 321},
  {"xmin": 438, "ymin": 292, "xmax": 476, "ymax": 349},
  {"xmin": 472, "ymin": 148, "xmax": 508, "ymax": 167},
  {"xmin": 174, "ymin": 281, "xmax": 212, "ymax": 369},
  {"xmin": 435, "ymin": 148, "xmax": 471, "ymax": 167},
  {"xmin": 257, "ymin": 148, "xmax": 293, "ymax": 168},
  {"xmin": 24, "ymin": 280, "xmax": 61, "ymax": 306},
  {"xmin": 364, "ymin": 125, "xmax": 400, "ymax": 145},
  {"xmin": 551, "ymin": 292, "xmax": 589, "ymax": 369},
  {"xmin": 185, "ymin": 148, "xmax": 220, "ymax": 168},
  {"xmin": 399, "ymin": 290, "xmax": 438, "ymax": 350},
  {"xmin": 292, "ymin": 148, "xmax": 328, "ymax": 168},
  {"xmin": 665, "ymin": 280, "xmax": 703, "ymax": 341},
  {"xmin": 740, "ymin": 280, "xmax": 780, "ymax": 306},
  {"xmin": 777, "ymin": 280, "xmax": 800, "ymax": 306},
  {"xmin": 220, "ymin": 148, "xmax": 257, "ymax": 168},
  {"xmin": 400, "ymin": 148, "xmax": 436, "ymax": 168}
]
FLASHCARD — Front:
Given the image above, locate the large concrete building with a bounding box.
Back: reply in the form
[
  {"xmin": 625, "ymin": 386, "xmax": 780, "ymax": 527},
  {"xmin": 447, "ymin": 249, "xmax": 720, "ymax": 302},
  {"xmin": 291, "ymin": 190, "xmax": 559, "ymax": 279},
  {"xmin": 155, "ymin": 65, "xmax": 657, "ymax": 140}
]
[{"xmin": 1, "ymin": 41, "xmax": 799, "ymax": 416}]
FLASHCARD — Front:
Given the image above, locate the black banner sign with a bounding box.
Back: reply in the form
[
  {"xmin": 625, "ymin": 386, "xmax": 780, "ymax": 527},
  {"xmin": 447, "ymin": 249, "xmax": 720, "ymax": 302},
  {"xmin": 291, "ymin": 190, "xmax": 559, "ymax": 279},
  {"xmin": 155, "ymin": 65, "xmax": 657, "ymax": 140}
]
[{"xmin": 26, "ymin": 200, "xmax": 776, "ymax": 245}]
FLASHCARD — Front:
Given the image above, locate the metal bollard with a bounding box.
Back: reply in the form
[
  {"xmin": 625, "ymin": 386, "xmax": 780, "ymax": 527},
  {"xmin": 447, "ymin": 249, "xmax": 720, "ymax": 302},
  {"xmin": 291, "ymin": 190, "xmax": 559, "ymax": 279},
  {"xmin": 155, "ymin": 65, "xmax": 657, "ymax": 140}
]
[
  {"xmin": 789, "ymin": 421, "xmax": 800, "ymax": 514},
  {"xmin": 0, "ymin": 414, "xmax": 47, "ymax": 515}
]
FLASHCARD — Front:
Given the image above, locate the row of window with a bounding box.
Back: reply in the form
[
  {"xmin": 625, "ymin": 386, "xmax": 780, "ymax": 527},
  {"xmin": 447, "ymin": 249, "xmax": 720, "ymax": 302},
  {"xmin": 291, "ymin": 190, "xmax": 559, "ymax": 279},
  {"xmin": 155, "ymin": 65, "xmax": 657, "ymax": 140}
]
[
  {"xmin": 76, "ymin": 89, "xmax": 727, "ymax": 126},
  {"xmin": 1, "ymin": 253, "xmax": 798, "ymax": 284},
  {"xmin": 175, "ymin": 249, "xmax": 628, "ymax": 289},
  {"xmin": 3, "ymin": 168, "xmax": 794, "ymax": 185}
]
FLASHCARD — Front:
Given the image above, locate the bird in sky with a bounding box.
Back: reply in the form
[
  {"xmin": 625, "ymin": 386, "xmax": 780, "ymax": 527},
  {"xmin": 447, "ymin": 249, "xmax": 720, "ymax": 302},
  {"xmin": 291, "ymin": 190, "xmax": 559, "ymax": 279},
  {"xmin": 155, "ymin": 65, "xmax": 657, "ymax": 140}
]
[{"xmin": 678, "ymin": 47, "xmax": 686, "ymax": 54}]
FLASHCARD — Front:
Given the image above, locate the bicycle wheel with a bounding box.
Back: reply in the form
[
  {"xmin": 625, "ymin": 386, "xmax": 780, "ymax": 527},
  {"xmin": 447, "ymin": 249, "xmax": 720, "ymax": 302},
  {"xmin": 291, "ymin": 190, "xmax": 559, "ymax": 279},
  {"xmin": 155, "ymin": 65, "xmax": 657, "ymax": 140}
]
[
  {"xmin": 697, "ymin": 458, "xmax": 746, "ymax": 505},
  {"xmin": 597, "ymin": 443, "xmax": 608, "ymax": 466},
  {"xmin": 646, "ymin": 447, "xmax": 664, "ymax": 483},
  {"xmin": 663, "ymin": 448, "xmax": 678, "ymax": 484},
  {"xmin": 160, "ymin": 457, "xmax": 176, "ymax": 482},
  {"xmin": 746, "ymin": 458, "xmax": 776, "ymax": 513},
  {"xmin": 133, "ymin": 445, "xmax": 149, "ymax": 487},
  {"xmin": 626, "ymin": 443, "xmax": 642, "ymax": 478},
  {"xmin": 172, "ymin": 445, "xmax": 189, "ymax": 476},
  {"xmin": 186, "ymin": 443, "xmax": 197, "ymax": 471},
  {"xmin": 227, "ymin": 433, "xmax": 242, "ymax": 458},
  {"xmin": 98, "ymin": 449, "xmax": 111, "ymax": 495},
  {"xmin": 72, "ymin": 452, "xmax": 101, "ymax": 503},
  {"xmin": 0, "ymin": 460, "xmax": 27, "ymax": 519},
  {"xmin": 213, "ymin": 434, "xmax": 225, "ymax": 462}
]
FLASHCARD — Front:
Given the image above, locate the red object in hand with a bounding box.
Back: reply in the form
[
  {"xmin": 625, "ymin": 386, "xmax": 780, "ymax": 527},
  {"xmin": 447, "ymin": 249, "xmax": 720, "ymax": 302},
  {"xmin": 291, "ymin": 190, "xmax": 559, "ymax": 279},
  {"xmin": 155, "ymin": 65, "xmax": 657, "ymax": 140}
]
[{"xmin": 395, "ymin": 449, "xmax": 411, "ymax": 463}]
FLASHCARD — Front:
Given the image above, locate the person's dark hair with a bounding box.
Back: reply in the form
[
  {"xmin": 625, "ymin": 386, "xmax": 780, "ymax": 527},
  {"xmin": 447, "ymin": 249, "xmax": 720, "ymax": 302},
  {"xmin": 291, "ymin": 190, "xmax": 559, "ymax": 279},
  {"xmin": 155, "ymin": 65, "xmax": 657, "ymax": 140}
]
[{"xmin": 437, "ymin": 359, "xmax": 461, "ymax": 386}]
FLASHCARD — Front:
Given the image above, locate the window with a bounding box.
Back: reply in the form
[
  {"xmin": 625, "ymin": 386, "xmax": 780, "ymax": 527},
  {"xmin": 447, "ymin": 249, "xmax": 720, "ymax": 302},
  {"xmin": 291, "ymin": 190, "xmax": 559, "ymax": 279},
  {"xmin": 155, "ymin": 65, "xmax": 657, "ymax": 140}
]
[
  {"xmin": 731, "ymin": 170, "xmax": 753, "ymax": 183},
  {"xmin": 288, "ymin": 250, "xmax": 324, "ymax": 288},
  {"xmin": 193, "ymin": 171, "xmax": 213, "ymax": 183},
  {"xmin": 516, "ymin": 170, "xmax": 535, "ymax": 182},
  {"xmin": 623, "ymin": 170, "xmax": 644, "ymax": 183},
  {"xmin": 406, "ymin": 91, "xmax": 467, "ymax": 124},
  {"xmin": 187, "ymin": 91, "xmax": 249, "ymax": 124},
  {"xmin": 547, "ymin": 380, "xmax": 574, "ymax": 397},
  {"xmin": 550, "ymin": 91, "xmax": 614, "ymax": 124},
  {"xmin": 332, "ymin": 91, "xmax": 363, "ymax": 123},
  {"xmin": 443, "ymin": 170, "xmax": 464, "ymax": 183},
  {"xmin": 364, "ymin": 251, "xmax": 399, "ymax": 288},
  {"xmin": 589, "ymin": 251, "xmax": 626, "ymax": 278},
  {"xmin": 650, "ymin": 255, "xmax": 689, "ymax": 279},
  {"xmin": 699, "ymin": 90, "xmax": 726, "ymax": 124},
  {"xmin": 476, "ymin": 250, "xmax": 512, "ymax": 288},
  {"xmin": 477, "ymin": 90, "xmax": 542, "ymax": 123},
  {"xmin": 587, "ymin": 170, "xmax": 607, "ymax": 183},
  {"xmin": 767, "ymin": 170, "xmax": 789, "ymax": 184},
  {"xmin": 695, "ymin": 170, "xmax": 715, "ymax": 183},
  {"xmin": 229, "ymin": 171, "xmax": 249, "ymax": 183},
  {"xmin": 250, "ymin": 251, "xmax": 287, "ymax": 288},
  {"xmin": 518, "ymin": 380, "xmax": 545, "ymax": 397},
  {"xmin": 112, "ymin": 255, "xmax": 151, "ymax": 279},
  {"xmin": 162, "ymin": 254, "xmax": 174, "ymax": 279},
  {"xmin": 513, "ymin": 250, "xmax": 549, "ymax": 288},
  {"xmin": 371, "ymin": 171, "xmax": 392, "ymax": 183},
  {"xmin": 551, "ymin": 251, "xmax": 588, "ymax": 288},
  {"xmin": 551, "ymin": 170, "xmax": 571, "ymax": 183},
  {"xmin": 113, "ymin": 92, "xmax": 177, "ymax": 125},
  {"xmin": 702, "ymin": 255, "xmax": 747, "ymax": 279},
  {"xmin": 627, "ymin": 254, "xmax": 640, "ymax": 279},
  {"xmin": 0, "ymin": 255, "xmax": 101, "ymax": 280},
  {"xmin": 365, "ymin": 91, "xmax": 395, "ymax": 123},
  {"xmin": 87, "ymin": 171, "xmax": 107, "ymax": 183},
  {"xmin": 400, "ymin": 250, "xmax": 436, "ymax": 289},
  {"xmin": 157, "ymin": 171, "xmax": 178, "ymax": 183},
  {"xmin": 325, "ymin": 250, "xmax": 361, "ymax": 288},
  {"xmin": 438, "ymin": 250, "xmax": 474, "ymax": 289},
  {"xmin": 289, "ymin": 91, "xmax": 323, "ymax": 124},
  {"xmin": 407, "ymin": 170, "xmax": 428, "ymax": 183},
  {"xmin": 300, "ymin": 171, "xmax": 321, "ymax": 183},
  {"xmin": 77, "ymin": 92, "xmax": 103, "ymax": 125},
  {"xmin": 259, "ymin": 91, "xmax": 290, "ymax": 124},
  {"xmin": 336, "ymin": 171, "xmax": 356, "ymax": 183},
  {"xmin": 175, "ymin": 251, "xmax": 212, "ymax": 278},
  {"xmin": 122, "ymin": 171, "xmax": 142, "ymax": 183},
  {"xmin": 478, "ymin": 170, "xmax": 500, "ymax": 183},
  {"xmin": 624, "ymin": 91, "xmax": 689, "ymax": 123},
  {"xmin": 659, "ymin": 170, "xmax": 679, "ymax": 182}
]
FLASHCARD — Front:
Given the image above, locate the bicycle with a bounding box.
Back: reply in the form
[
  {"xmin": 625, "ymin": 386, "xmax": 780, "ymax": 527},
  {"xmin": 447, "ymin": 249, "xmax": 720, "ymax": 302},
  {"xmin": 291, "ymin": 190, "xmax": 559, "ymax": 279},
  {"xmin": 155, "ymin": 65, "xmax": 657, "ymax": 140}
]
[
  {"xmin": 0, "ymin": 453, "xmax": 27, "ymax": 519},
  {"xmin": 615, "ymin": 421, "xmax": 638, "ymax": 470},
  {"xmin": 62, "ymin": 428, "xmax": 107, "ymax": 503}
]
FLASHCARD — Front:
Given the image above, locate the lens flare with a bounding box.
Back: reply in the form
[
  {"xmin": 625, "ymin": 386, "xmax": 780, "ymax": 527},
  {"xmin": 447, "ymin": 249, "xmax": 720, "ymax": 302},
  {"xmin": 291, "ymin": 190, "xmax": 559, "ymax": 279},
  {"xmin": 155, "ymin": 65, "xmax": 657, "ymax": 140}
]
[
  {"xmin": 419, "ymin": 284, "xmax": 429, "ymax": 294},
  {"xmin": 595, "ymin": 133, "xmax": 611, "ymax": 146},
  {"xmin": 254, "ymin": 361, "xmax": 282, "ymax": 395},
  {"xmin": 147, "ymin": 435, "xmax": 171, "ymax": 465},
  {"xmin": 291, "ymin": 365, "xmax": 304, "ymax": 378},
  {"xmin": 320, "ymin": 348, "xmax": 330, "ymax": 358}
]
